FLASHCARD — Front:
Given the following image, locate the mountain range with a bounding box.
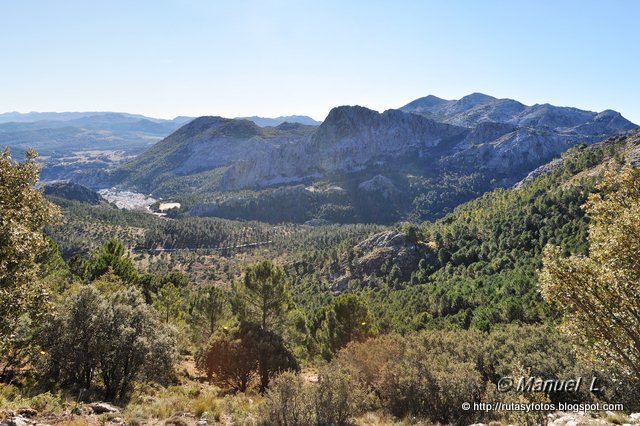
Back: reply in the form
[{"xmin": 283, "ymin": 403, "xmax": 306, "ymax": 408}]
[
  {"xmin": 0, "ymin": 112, "xmax": 194, "ymax": 182},
  {"xmin": 0, "ymin": 112, "xmax": 321, "ymax": 183},
  {"xmin": 95, "ymin": 93, "xmax": 635, "ymax": 224}
]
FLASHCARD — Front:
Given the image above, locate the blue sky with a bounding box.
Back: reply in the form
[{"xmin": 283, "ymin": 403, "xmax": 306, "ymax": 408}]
[{"xmin": 1, "ymin": 0, "xmax": 639, "ymax": 122}]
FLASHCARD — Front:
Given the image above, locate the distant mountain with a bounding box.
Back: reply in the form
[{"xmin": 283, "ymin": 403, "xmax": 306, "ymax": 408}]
[
  {"xmin": 0, "ymin": 114, "xmax": 190, "ymax": 135},
  {"xmin": 0, "ymin": 111, "xmax": 193, "ymax": 124},
  {"xmin": 100, "ymin": 94, "xmax": 638, "ymax": 223},
  {"xmin": 236, "ymin": 115, "xmax": 321, "ymax": 127},
  {"xmin": 400, "ymin": 93, "xmax": 633, "ymax": 132},
  {"xmin": 219, "ymin": 97, "xmax": 635, "ymax": 190},
  {"xmin": 219, "ymin": 106, "xmax": 469, "ymax": 190},
  {"xmin": 114, "ymin": 118, "xmax": 317, "ymax": 194},
  {"xmin": 0, "ymin": 111, "xmax": 108, "ymax": 123},
  {"xmin": 0, "ymin": 112, "xmax": 193, "ymax": 182}
]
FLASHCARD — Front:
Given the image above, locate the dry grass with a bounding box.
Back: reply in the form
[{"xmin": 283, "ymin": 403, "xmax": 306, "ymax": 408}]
[
  {"xmin": 604, "ymin": 412, "xmax": 629, "ymax": 425},
  {"xmin": 54, "ymin": 418, "xmax": 95, "ymax": 426}
]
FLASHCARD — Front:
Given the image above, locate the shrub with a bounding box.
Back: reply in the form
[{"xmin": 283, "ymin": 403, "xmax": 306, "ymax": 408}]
[
  {"xmin": 197, "ymin": 329, "xmax": 257, "ymax": 392},
  {"xmin": 189, "ymin": 389, "xmax": 221, "ymax": 419},
  {"xmin": 30, "ymin": 391, "xmax": 62, "ymax": 413},
  {"xmin": 0, "ymin": 383, "xmax": 21, "ymax": 402},
  {"xmin": 483, "ymin": 324, "xmax": 575, "ymax": 384},
  {"xmin": 314, "ymin": 367, "xmax": 363, "ymax": 426},
  {"xmin": 332, "ymin": 330, "xmax": 483, "ymax": 424},
  {"xmin": 40, "ymin": 285, "xmax": 177, "ymax": 401},
  {"xmin": 259, "ymin": 372, "xmax": 314, "ymax": 426},
  {"xmin": 259, "ymin": 368, "xmax": 363, "ymax": 426}
]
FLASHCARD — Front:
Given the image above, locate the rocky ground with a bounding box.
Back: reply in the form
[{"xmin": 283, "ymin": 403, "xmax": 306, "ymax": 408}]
[
  {"xmin": 0, "ymin": 402, "xmax": 218, "ymax": 426},
  {"xmin": 470, "ymin": 411, "xmax": 640, "ymax": 426},
  {"xmin": 4, "ymin": 405, "xmax": 640, "ymax": 426}
]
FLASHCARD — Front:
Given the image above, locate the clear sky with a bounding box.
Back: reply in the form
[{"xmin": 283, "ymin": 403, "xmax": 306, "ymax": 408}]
[{"xmin": 1, "ymin": 0, "xmax": 639, "ymax": 123}]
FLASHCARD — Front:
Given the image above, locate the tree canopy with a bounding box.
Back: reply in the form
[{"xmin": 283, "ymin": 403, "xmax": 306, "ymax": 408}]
[
  {"xmin": 0, "ymin": 149, "xmax": 59, "ymax": 355},
  {"xmin": 541, "ymin": 166, "xmax": 640, "ymax": 377}
]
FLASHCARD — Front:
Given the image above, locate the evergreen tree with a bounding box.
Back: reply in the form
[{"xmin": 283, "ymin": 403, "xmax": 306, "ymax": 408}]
[
  {"xmin": 233, "ymin": 260, "xmax": 294, "ymax": 392},
  {"xmin": 154, "ymin": 282, "xmax": 182, "ymax": 323},
  {"xmin": 321, "ymin": 293, "xmax": 376, "ymax": 357},
  {"xmin": 86, "ymin": 239, "xmax": 139, "ymax": 284},
  {"xmin": 233, "ymin": 260, "xmax": 291, "ymax": 333},
  {"xmin": 192, "ymin": 284, "xmax": 227, "ymax": 335}
]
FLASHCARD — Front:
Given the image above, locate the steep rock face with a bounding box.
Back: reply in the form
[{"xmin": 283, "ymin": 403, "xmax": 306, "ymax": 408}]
[
  {"xmin": 219, "ymin": 106, "xmax": 469, "ymax": 189},
  {"xmin": 513, "ymin": 130, "xmax": 640, "ymax": 188},
  {"xmin": 459, "ymin": 121, "xmax": 518, "ymax": 147},
  {"xmin": 447, "ymin": 128, "xmax": 579, "ymax": 174},
  {"xmin": 218, "ymin": 142, "xmax": 318, "ymax": 189},
  {"xmin": 111, "ymin": 93, "xmax": 637, "ymax": 223},
  {"xmin": 310, "ymin": 107, "xmax": 469, "ymax": 168},
  {"xmin": 117, "ymin": 117, "xmax": 317, "ymax": 192}
]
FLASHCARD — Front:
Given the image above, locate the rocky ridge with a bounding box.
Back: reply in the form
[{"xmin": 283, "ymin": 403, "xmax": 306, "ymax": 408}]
[{"xmin": 329, "ymin": 230, "xmax": 435, "ymax": 291}]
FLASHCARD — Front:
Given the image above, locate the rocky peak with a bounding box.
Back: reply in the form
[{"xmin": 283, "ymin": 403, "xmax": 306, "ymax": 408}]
[
  {"xmin": 452, "ymin": 92, "xmax": 497, "ymax": 110},
  {"xmin": 315, "ymin": 105, "xmax": 380, "ymax": 139},
  {"xmin": 175, "ymin": 116, "xmax": 230, "ymax": 136},
  {"xmin": 312, "ymin": 105, "xmax": 468, "ymax": 149},
  {"xmin": 400, "ymin": 95, "xmax": 451, "ymax": 116}
]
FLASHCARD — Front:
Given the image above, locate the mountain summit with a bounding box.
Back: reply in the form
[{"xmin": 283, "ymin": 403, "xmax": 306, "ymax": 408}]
[{"xmin": 103, "ymin": 94, "xmax": 636, "ymax": 223}]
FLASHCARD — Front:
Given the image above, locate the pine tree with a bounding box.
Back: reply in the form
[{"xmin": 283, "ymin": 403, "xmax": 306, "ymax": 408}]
[
  {"xmin": 232, "ymin": 260, "xmax": 294, "ymax": 392},
  {"xmin": 154, "ymin": 282, "xmax": 182, "ymax": 323}
]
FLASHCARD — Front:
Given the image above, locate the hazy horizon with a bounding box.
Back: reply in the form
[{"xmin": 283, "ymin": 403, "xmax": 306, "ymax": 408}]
[
  {"xmin": 2, "ymin": 0, "xmax": 639, "ymax": 123},
  {"xmin": 1, "ymin": 90, "xmax": 639, "ymax": 124}
]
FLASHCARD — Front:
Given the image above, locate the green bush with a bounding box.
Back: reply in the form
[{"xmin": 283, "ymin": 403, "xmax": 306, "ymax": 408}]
[
  {"xmin": 29, "ymin": 391, "xmax": 62, "ymax": 413},
  {"xmin": 39, "ymin": 285, "xmax": 177, "ymax": 401},
  {"xmin": 376, "ymin": 340, "xmax": 483, "ymax": 424},
  {"xmin": 0, "ymin": 383, "xmax": 21, "ymax": 401},
  {"xmin": 314, "ymin": 366, "xmax": 364, "ymax": 426}
]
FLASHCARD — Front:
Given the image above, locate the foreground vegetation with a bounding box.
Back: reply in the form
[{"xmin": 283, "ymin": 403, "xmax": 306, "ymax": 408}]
[{"xmin": 2, "ymin": 133, "xmax": 640, "ymax": 424}]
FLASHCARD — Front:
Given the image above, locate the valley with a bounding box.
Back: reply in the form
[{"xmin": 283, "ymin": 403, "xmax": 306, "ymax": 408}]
[
  {"xmin": 4, "ymin": 99, "xmax": 640, "ymax": 426},
  {"xmin": 5, "ymin": 3, "xmax": 640, "ymax": 424},
  {"xmin": 61, "ymin": 93, "xmax": 635, "ymax": 226}
]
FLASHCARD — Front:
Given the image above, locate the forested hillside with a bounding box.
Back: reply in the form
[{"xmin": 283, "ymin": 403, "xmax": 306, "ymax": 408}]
[
  {"xmin": 42, "ymin": 130, "xmax": 639, "ymax": 335},
  {"xmin": 286, "ymin": 133, "xmax": 635, "ymax": 334},
  {"xmin": 2, "ymin": 131, "xmax": 640, "ymax": 425}
]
